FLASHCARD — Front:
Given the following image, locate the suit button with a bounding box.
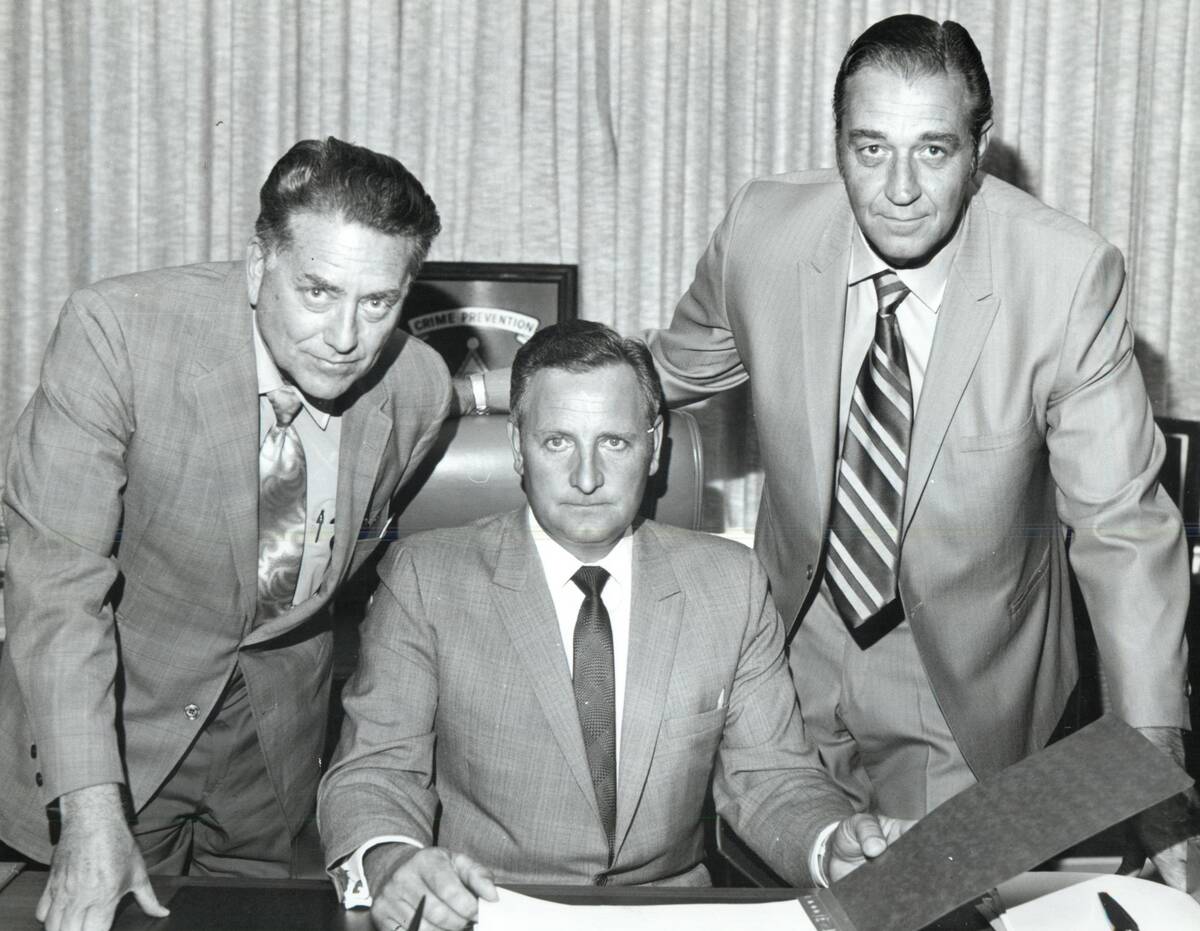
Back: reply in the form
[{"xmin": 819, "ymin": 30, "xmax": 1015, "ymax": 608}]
[
  {"xmin": 805, "ymin": 564, "xmax": 814, "ymax": 580},
  {"xmin": 184, "ymin": 704, "xmax": 200, "ymax": 721},
  {"xmin": 35, "ymin": 772, "xmax": 43, "ymax": 787},
  {"xmin": 30, "ymin": 744, "xmax": 37, "ymax": 759}
]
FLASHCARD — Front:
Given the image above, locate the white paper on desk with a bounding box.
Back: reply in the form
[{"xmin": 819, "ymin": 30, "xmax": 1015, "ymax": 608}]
[
  {"xmin": 994, "ymin": 874, "xmax": 1200, "ymax": 930},
  {"xmin": 477, "ymin": 887, "xmax": 816, "ymax": 931}
]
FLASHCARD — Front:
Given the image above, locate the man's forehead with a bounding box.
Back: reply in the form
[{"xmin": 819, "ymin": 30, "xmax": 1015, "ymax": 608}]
[
  {"xmin": 282, "ymin": 211, "xmax": 413, "ymax": 257},
  {"xmin": 525, "ymin": 365, "xmax": 645, "ymax": 425},
  {"xmin": 843, "ymin": 65, "xmax": 972, "ymax": 133}
]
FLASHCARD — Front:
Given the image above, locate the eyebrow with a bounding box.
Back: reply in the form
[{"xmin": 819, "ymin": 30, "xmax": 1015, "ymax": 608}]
[
  {"xmin": 534, "ymin": 427, "xmax": 642, "ymax": 440},
  {"xmin": 362, "ymin": 288, "xmax": 406, "ymax": 304},
  {"xmin": 296, "ymin": 273, "xmax": 404, "ymax": 304},
  {"xmin": 918, "ymin": 131, "xmax": 963, "ymax": 147},
  {"xmin": 846, "ymin": 129, "xmax": 964, "ymax": 147},
  {"xmin": 296, "ymin": 272, "xmax": 343, "ymax": 295}
]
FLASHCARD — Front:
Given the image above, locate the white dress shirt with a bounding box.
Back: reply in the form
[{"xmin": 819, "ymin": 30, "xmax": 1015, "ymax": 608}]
[
  {"xmin": 528, "ymin": 508, "xmax": 633, "ymax": 765},
  {"xmin": 253, "ymin": 317, "xmax": 341, "ymax": 605},
  {"xmin": 836, "ymin": 221, "xmax": 963, "ymax": 453}
]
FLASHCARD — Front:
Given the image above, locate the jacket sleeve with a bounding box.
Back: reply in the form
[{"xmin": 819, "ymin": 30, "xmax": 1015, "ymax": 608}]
[
  {"xmin": 2, "ymin": 288, "xmax": 135, "ymax": 803},
  {"xmin": 1046, "ymin": 241, "xmax": 1189, "ymax": 729},
  {"xmin": 645, "ymin": 181, "xmax": 756, "ymax": 406},
  {"xmin": 317, "ymin": 544, "xmax": 441, "ymax": 868},
  {"xmin": 711, "ymin": 555, "xmax": 853, "ymax": 886}
]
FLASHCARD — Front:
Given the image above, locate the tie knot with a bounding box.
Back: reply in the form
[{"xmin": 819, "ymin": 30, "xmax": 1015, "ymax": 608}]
[
  {"xmin": 873, "ymin": 271, "xmax": 910, "ymax": 318},
  {"xmin": 267, "ymin": 386, "xmax": 304, "ymax": 428},
  {"xmin": 572, "ymin": 565, "xmax": 610, "ymax": 598}
]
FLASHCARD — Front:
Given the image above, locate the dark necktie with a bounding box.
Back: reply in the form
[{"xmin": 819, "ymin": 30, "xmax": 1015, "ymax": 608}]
[
  {"xmin": 256, "ymin": 385, "xmax": 307, "ymax": 621},
  {"xmin": 826, "ymin": 270, "xmax": 913, "ymax": 649},
  {"xmin": 571, "ymin": 565, "xmax": 616, "ymax": 861}
]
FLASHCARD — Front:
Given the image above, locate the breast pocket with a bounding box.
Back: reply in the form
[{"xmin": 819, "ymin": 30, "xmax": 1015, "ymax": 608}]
[
  {"xmin": 955, "ymin": 405, "xmax": 1041, "ymax": 453},
  {"xmin": 957, "ymin": 405, "xmax": 1040, "ymax": 453},
  {"xmin": 660, "ymin": 706, "xmax": 727, "ymax": 744}
]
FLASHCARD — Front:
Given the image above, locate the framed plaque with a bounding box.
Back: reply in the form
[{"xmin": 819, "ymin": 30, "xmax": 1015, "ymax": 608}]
[{"xmin": 400, "ymin": 262, "xmax": 578, "ymax": 376}]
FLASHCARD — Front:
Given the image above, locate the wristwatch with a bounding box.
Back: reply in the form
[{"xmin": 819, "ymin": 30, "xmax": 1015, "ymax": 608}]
[{"xmin": 469, "ymin": 371, "xmax": 489, "ymax": 415}]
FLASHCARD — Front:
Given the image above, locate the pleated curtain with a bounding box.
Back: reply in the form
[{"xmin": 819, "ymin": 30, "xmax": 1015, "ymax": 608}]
[{"xmin": 2, "ymin": 0, "xmax": 1197, "ymax": 534}]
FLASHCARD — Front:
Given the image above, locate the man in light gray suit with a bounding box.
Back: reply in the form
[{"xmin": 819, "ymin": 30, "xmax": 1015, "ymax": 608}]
[
  {"xmin": 318, "ymin": 320, "xmax": 907, "ymax": 931},
  {"xmin": 643, "ymin": 14, "xmax": 1193, "ymax": 886},
  {"xmin": 1, "ymin": 137, "xmax": 452, "ymax": 931}
]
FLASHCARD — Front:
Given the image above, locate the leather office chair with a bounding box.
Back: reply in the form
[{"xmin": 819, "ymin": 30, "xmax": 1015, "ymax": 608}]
[
  {"xmin": 1157, "ymin": 417, "xmax": 1200, "ymax": 580},
  {"xmin": 1156, "ymin": 418, "xmax": 1200, "ymax": 779}
]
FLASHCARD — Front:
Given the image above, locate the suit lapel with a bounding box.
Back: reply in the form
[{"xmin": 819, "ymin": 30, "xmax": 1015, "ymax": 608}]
[
  {"xmin": 194, "ymin": 273, "xmax": 259, "ymax": 620},
  {"xmin": 903, "ymin": 198, "xmax": 1000, "ymax": 533},
  {"xmin": 490, "ymin": 512, "xmax": 601, "ymax": 821},
  {"xmin": 613, "ymin": 522, "xmax": 683, "ymax": 860},
  {"xmin": 795, "ymin": 202, "xmax": 854, "ymax": 522},
  {"xmin": 327, "ymin": 388, "xmax": 393, "ymax": 586}
]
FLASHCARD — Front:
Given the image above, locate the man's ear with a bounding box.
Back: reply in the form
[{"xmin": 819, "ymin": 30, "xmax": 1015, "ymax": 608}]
[
  {"xmin": 973, "ymin": 121, "xmax": 992, "ymax": 173},
  {"xmin": 647, "ymin": 415, "xmax": 665, "ymax": 477},
  {"xmin": 246, "ymin": 237, "xmax": 268, "ymax": 307},
  {"xmin": 507, "ymin": 418, "xmax": 524, "ymax": 477}
]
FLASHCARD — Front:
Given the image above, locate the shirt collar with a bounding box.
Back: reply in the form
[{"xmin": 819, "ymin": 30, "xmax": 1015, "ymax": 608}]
[
  {"xmin": 252, "ymin": 313, "xmax": 332, "ymax": 429},
  {"xmin": 846, "ymin": 209, "xmax": 968, "ymax": 313},
  {"xmin": 526, "ymin": 507, "xmax": 634, "ymax": 594}
]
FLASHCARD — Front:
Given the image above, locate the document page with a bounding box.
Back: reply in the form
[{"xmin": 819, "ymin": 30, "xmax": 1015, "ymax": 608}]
[
  {"xmin": 995, "ymin": 874, "xmax": 1200, "ymax": 930},
  {"xmin": 477, "ymin": 887, "xmax": 821, "ymax": 931}
]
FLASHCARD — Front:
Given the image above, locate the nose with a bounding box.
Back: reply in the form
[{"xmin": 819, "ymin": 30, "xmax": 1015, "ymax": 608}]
[
  {"xmin": 885, "ymin": 154, "xmax": 919, "ymax": 206},
  {"xmin": 570, "ymin": 446, "xmax": 604, "ymax": 495},
  {"xmin": 323, "ymin": 302, "xmax": 359, "ymax": 354}
]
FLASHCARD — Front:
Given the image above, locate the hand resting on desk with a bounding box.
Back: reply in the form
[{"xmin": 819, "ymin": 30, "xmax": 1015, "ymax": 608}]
[
  {"xmin": 362, "ymin": 812, "xmax": 909, "ymax": 930},
  {"xmin": 35, "ymin": 783, "xmax": 169, "ymax": 931},
  {"xmin": 364, "ymin": 844, "xmax": 497, "ymax": 931}
]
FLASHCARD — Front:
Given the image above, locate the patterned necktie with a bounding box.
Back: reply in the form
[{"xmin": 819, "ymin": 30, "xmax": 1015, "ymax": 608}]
[
  {"xmin": 571, "ymin": 565, "xmax": 617, "ymax": 862},
  {"xmin": 826, "ymin": 270, "xmax": 913, "ymax": 649},
  {"xmin": 257, "ymin": 385, "xmax": 307, "ymax": 621}
]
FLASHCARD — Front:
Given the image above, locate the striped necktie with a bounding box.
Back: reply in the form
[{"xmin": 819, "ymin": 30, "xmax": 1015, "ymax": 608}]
[
  {"xmin": 826, "ymin": 270, "xmax": 912, "ymax": 649},
  {"xmin": 256, "ymin": 385, "xmax": 307, "ymax": 621},
  {"xmin": 571, "ymin": 565, "xmax": 617, "ymax": 863}
]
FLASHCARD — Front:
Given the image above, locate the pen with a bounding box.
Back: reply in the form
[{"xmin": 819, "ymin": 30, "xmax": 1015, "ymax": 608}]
[
  {"xmin": 1098, "ymin": 890, "xmax": 1139, "ymax": 931},
  {"xmin": 409, "ymin": 894, "xmax": 426, "ymax": 931}
]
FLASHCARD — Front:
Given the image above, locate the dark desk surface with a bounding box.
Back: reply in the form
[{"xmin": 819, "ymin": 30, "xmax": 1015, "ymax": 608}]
[{"xmin": 0, "ymin": 866, "xmax": 1092, "ymax": 931}]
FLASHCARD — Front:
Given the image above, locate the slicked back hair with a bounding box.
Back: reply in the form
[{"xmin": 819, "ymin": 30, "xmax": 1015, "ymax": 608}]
[
  {"xmin": 255, "ymin": 136, "xmax": 441, "ymax": 266},
  {"xmin": 833, "ymin": 14, "xmax": 993, "ymax": 149},
  {"xmin": 510, "ymin": 320, "xmax": 664, "ymax": 429}
]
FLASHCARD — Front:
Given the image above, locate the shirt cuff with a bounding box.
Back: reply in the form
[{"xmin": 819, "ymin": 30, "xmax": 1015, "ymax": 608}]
[
  {"xmin": 809, "ymin": 820, "xmax": 841, "ymax": 888},
  {"xmin": 331, "ymin": 834, "xmax": 425, "ymax": 909}
]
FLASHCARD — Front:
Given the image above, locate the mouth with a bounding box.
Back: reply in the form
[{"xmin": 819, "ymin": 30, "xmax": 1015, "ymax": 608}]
[{"xmin": 308, "ymin": 355, "xmax": 360, "ymax": 371}]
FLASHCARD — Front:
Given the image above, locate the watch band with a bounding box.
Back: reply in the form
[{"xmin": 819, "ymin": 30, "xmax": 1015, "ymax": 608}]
[{"xmin": 469, "ymin": 371, "xmax": 489, "ymax": 415}]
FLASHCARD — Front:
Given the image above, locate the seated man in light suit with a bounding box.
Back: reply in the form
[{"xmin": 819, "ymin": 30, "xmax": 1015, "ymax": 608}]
[{"xmin": 318, "ymin": 320, "xmax": 908, "ymax": 931}]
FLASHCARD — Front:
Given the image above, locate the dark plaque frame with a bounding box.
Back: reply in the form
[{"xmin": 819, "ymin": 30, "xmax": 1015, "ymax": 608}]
[{"xmin": 399, "ymin": 262, "xmax": 578, "ymax": 377}]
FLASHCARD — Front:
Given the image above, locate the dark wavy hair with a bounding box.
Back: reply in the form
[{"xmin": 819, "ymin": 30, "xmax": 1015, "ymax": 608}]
[
  {"xmin": 510, "ymin": 320, "xmax": 664, "ymax": 428},
  {"xmin": 254, "ymin": 136, "xmax": 440, "ymax": 265}
]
